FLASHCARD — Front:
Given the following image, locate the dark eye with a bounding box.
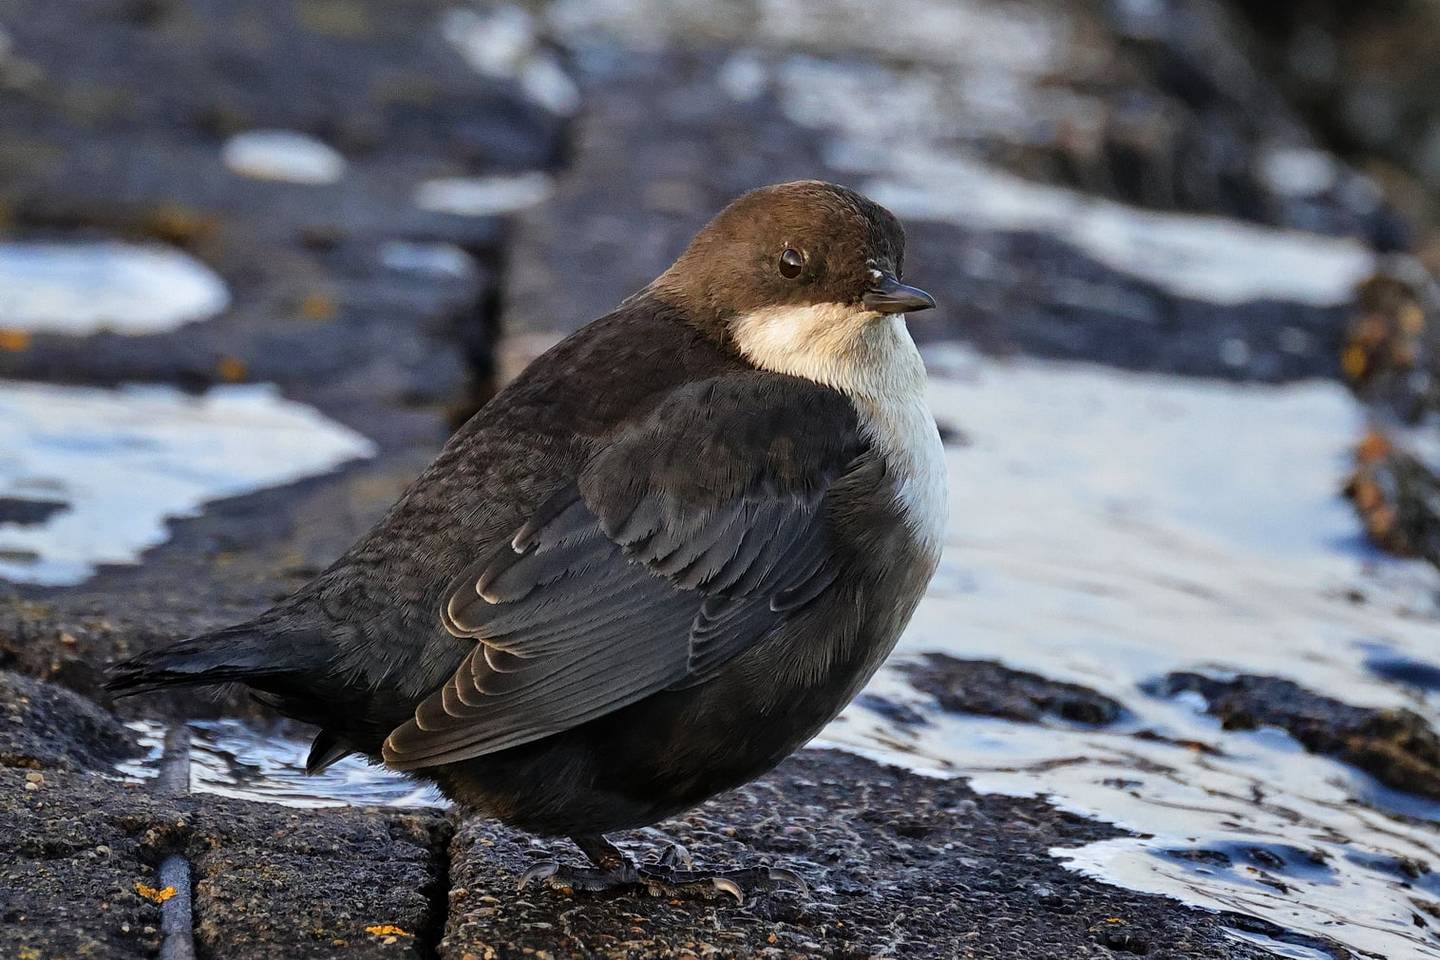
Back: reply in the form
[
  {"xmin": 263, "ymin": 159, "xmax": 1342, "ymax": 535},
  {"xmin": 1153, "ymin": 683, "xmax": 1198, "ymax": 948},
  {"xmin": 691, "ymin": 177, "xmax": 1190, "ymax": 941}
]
[{"xmin": 778, "ymin": 248, "xmax": 804, "ymax": 279}]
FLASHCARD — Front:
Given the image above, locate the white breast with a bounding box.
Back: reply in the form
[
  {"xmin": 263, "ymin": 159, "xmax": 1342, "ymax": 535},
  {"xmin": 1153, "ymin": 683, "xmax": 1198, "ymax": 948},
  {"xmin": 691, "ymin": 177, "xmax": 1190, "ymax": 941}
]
[{"xmin": 732, "ymin": 305, "xmax": 949, "ymax": 557}]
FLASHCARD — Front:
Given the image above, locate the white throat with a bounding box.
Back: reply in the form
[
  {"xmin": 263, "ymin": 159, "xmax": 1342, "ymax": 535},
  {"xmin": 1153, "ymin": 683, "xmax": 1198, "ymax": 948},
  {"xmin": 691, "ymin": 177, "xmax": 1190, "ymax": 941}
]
[{"xmin": 732, "ymin": 303, "xmax": 948, "ymax": 556}]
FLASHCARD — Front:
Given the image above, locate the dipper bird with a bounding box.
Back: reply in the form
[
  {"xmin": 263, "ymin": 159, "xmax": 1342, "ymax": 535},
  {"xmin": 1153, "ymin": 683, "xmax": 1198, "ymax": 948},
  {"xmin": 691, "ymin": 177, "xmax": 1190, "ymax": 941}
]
[{"xmin": 108, "ymin": 180, "xmax": 946, "ymax": 899}]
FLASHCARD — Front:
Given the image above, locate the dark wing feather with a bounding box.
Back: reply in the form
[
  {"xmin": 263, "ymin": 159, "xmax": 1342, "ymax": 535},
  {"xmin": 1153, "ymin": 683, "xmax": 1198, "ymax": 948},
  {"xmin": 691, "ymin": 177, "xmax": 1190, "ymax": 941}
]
[{"xmin": 382, "ymin": 374, "xmax": 864, "ymax": 770}]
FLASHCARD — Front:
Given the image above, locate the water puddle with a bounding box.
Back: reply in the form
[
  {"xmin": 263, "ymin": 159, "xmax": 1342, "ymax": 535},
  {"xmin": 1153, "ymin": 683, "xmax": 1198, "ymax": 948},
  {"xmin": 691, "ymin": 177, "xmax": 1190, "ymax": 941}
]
[
  {"xmin": 0, "ymin": 242, "xmax": 230, "ymax": 335},
  {"xmin": 222, "ymin": 129, "xmax": 346, "ymax": 185},
  {"xmin": 817, "ymin": 345, "xmax": 1440, "ymax": 959},
  {"xmin": 0, "ymin": 381, "xmax": 375, "ymax": 585},
  {"xmin": 415, "ymin": 172, "xmax": 555, "ymax": 217},
  {"xmin": 119, "ymin": 720, "xmax": 443, "ymax": 809}
]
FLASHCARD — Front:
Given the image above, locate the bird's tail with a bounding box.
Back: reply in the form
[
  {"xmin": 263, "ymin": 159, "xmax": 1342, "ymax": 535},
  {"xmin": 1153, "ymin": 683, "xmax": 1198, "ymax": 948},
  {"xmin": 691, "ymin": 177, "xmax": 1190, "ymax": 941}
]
[{"xmin": 106, "ymin": 622, "xmax": 288, "ymax": 698}]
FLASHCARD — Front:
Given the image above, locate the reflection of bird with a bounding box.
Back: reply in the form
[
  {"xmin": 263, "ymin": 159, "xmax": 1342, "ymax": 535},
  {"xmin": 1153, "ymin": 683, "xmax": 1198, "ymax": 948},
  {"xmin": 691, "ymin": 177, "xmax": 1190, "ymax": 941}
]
[{"xmin": 109, "ymin": 180, "xmax": 945, "ymax": 898}]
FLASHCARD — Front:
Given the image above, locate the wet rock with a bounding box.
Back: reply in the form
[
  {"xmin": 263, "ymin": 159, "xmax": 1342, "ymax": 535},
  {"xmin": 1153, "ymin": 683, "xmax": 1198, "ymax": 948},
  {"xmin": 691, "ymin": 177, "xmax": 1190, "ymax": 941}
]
[
  {"xmin": 1156, "ymin": 672, "xmax": 1440, "ymax": 800},
  {"xmin": 1341, "ymin": 273, "xmax": 1436, "ymax": 421},
  {"xmin": 188, "ymin": 801, "xmax": 450, "ymax": 960},
  {"xmin": 1345, "ymin": 431, "xmax": 1440, "ymax": 567},
  {"xmin": 0, "ymin": 763, "xmax": 451, "ymax": 960},
  {"xmin": 1229, "ymin": 1, "xmax": 1440, "ymax": 255},
  {"xmin": 0, "ymin": 0, "xmax": 563, "ymax": 426},
  {"xmin": 1337, "ymin": 270, "xmax": 1440, "ymax": 570},
  {"xmin": 0, "ymin": 670, "xmax": 135, "ymax": 771},
  {"xmin": 0, "ymin": 496, "xmax": 67, "ymax": 526},
  {"xmin": 901, "ymin": 653, "xmax": 1124, "ymax": 726},
  {"xmin": 442, "ymin": 749, "xmax": 1293, "ymax": 960},
  {"xmin": 855, "ymin": 691, "xmax": 928, "ymax": 727},
  {"xmin": 0, "ymin": 769, "xmax": 180, "ymax": 959}
]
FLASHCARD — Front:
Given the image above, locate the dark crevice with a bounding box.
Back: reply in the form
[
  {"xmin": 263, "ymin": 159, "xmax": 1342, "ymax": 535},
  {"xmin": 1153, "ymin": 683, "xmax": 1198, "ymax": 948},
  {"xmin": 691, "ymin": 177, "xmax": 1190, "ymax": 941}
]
[{"xmin": 416, "ymin": 816, "xmax": 457, "ymax": 960}]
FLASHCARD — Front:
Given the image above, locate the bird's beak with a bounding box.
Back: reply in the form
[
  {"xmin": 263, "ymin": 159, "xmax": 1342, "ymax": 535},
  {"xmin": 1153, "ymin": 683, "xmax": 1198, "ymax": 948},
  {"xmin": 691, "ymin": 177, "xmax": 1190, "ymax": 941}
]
[{"xmin": 863, "ymin": 273, "xmax": 936, "ymax": 315}]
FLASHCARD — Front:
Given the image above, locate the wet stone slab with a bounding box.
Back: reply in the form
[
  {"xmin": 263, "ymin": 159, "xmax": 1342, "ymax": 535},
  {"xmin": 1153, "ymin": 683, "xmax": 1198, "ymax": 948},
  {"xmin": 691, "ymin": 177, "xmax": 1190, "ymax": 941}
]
[
  {"xmin": 188, "ymin": 801, "xmax": 450, "ymax": 960},
  {"xmin": 442, "ymin": 749, "xmax": 1319, "ymax": 960},
  {"xmin": 0, "ymin": 669, "xmax": 136, "ymax": 770},
  {"xmin": 0, "ymin": 768, "xmax": 178, "ymax": 960},
  {"xmin": 0, "ymin": 766, "xmax": 451, "ymax": 960},
  {"xmin": 0, "ymin": 0, "xmax": 566, "ymax": 425}
]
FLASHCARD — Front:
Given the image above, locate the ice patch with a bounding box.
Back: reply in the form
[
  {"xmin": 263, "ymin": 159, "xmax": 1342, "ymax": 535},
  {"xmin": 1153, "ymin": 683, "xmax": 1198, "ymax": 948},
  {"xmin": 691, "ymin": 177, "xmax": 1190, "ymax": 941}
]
[
  {"xmin": 441, "ymin": 6, "xmax": 580, "ymax": 115},
  {"xmin": 1259, "ymin": 146, "xmax": 1339, "ymax": 199},
  {"xmin": 0, "ymin": 242, "xmax": 230, "ymax": 335},
  {"xmin": 379, "ymin": 240, "xmax": 478, "ymax": 279},
  {"xmin": 817, "ymin": 346, "xmax": 1440, "ymax": 960},
  {"xmin": 416, "ymin": 172, "xmax": 554, "ymax": 217},
  {"xmin": 222, "ymin": 129, "xmax": 346, "ymax": 185},
  {"xmin": 0, "ymin": 382, "xmax": 375, "ymax": 585}
]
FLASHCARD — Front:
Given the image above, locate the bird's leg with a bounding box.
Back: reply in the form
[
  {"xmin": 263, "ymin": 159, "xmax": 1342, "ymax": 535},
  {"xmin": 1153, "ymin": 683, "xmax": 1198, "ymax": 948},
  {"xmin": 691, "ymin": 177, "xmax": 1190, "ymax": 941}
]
[{"xmin": 517, "ymin": 834, "xmax": 805, "ymax": 903}]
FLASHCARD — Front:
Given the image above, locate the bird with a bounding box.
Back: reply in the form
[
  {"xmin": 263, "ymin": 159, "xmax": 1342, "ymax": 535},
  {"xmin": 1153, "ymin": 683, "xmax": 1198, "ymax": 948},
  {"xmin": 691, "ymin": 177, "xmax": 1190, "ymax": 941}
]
[{"xmin": 108, "ymin": 180, "xmax": 947, "ymax": 900}]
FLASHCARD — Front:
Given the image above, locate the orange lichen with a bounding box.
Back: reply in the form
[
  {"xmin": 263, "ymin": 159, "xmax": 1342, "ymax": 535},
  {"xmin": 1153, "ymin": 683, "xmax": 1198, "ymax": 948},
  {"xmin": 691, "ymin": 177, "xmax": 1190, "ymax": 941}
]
[
  {"xmin": 135, "ymin": 882, "xmax": 177, "ymax": 903},
  {"xmin": 1356, "ymin": 429, "xmax": 1391, "ymax": 464},
  {"xmin": 364, "ymin": 924, "xmax": 412, "ymax": 937},
  {"xmin": 300, "ymin": 292, "xmax": 337, "ymax": 321},
  {"xmin": 1340, "ymin": 343, "xmax": 1368, "ymax": 382},
  {"xmin": 215, "ymin": 355, "xmax": 247, "ymax": 382},
  {"xmin": 0, "ymin": 328, "xmax": 31, "ymax": 352}
]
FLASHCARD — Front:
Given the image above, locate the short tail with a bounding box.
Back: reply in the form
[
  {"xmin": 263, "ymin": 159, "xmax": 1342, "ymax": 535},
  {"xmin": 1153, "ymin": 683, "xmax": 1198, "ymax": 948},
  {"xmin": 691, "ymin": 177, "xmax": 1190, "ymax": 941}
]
[
  {"xmin": 107, "ymin": 621, "xmax": 362, "ymax": 773},
  {"xmin": 106, "ymin": 622, "xmax": 283, "ymax": 698}
]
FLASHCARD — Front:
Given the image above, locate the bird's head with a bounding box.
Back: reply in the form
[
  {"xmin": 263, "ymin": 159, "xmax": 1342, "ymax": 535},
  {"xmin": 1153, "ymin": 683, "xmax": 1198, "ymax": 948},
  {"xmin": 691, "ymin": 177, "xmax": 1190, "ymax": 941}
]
[{"xmin": 651, "ymin": 181, "xmax": 935, "ymax": 393}]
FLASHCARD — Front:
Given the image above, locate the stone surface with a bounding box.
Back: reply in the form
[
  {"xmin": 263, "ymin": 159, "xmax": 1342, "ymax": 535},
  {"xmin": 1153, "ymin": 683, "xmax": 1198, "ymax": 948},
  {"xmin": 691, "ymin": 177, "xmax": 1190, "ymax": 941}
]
[
  {"xmin": 1157, "ymin": 672, "xmax": 1440, "ymax": 801},
  {"xmin": 441, "ymin": 750, "xmax": 1299, "ymax": 960},
  {"xmin": 0, "ymin": 763, "xmax": 451, "ymax": 960},
  {"xmin": 900, "ymin": 654, "xmax": 1125, "ymax": 726},
  {"xmin": 0, "ymin": 1, "xmax": 1436, "ymax": 958},
  {"xmin": 189, "ymin": 802, "xmax": 449, "ymax": 960},
  {"xmin": 0, "ymin": 0, "xmax": 566, "ymax": 426},
  {"xmin": 0, "ymin": 668, "xmax": 136, "ymax": 770}
]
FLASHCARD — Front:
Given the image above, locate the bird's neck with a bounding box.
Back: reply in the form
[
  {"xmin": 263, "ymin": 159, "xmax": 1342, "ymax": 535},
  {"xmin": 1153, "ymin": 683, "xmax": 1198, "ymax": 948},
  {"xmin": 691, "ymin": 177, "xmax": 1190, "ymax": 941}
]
[{"xmin": 731, "ymin": 305, "xmax": 949, "ymax": 557}]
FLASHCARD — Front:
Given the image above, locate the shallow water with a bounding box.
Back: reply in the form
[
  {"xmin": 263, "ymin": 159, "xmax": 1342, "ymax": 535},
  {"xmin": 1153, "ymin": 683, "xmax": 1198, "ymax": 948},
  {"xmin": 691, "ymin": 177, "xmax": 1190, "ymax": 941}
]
[
  {"xmin": 0, "ymin": 382, "xmax": 375, "ymax": 584},
  {"xmin": 118, "ymin": 719, "xmax": 444, "ymax": 808},
  {"xmin": 0, "ymin": 242, "xmax": 230, "ymax": 335}
]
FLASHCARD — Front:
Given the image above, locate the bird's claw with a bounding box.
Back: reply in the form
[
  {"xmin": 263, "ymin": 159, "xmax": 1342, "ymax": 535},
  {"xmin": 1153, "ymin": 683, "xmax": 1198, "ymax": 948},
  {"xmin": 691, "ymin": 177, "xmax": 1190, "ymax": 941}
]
[
  {"xmin": 517, "ymin": 841, "xmax": 805, "ymax": 904},
  {"xmin": 710, "ymin": 875, "xmax": 744, "ymax": 904},
  {"xmin": 764, "ymin": 865, "xmax": 808, "ymax": 895}
]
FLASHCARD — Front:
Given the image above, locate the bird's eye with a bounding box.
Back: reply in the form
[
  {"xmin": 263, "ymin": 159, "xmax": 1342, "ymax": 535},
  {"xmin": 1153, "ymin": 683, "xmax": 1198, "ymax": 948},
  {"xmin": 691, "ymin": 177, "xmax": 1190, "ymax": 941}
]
[{"xmin": 778, "ymin": 248, "xmax": 805, "ymax": 279}]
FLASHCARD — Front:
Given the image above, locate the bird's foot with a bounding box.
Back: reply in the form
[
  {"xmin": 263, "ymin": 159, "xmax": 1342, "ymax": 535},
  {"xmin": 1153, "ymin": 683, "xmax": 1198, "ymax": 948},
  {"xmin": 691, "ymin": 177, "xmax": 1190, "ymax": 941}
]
[{"xmin": 517, "ymin": 841, "xmax": 805, "ymax": 904}]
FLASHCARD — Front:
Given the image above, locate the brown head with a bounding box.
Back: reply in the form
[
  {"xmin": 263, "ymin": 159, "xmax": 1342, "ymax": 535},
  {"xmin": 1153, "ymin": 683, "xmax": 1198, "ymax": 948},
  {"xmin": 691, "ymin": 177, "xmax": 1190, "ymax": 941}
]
[{"xmin": 650, "ymin": 181, "xmax": 936, "ymax": 396}]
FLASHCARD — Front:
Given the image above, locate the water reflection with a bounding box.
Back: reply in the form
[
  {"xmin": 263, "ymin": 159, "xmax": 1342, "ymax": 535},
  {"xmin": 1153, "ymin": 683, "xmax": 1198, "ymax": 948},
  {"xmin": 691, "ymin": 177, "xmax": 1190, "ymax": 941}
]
[
  {"xmin": 119, "ymin": 719, "xmax": 444, "ymax": 809},
  {"xmin": 0, "ymin": 382, "xmax": 375, "ymax": 585}
]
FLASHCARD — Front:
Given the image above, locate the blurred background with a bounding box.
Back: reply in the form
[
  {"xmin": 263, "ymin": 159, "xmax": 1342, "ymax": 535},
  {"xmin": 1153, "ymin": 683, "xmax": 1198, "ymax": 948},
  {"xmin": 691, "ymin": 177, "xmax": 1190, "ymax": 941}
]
[{"xmin": 5, "ymin": 0, "xmax": 1440, "ymax": 957}]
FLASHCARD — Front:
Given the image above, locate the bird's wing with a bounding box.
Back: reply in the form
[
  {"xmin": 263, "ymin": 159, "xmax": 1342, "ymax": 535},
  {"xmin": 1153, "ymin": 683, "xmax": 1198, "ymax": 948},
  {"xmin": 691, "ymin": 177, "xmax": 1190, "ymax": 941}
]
[{"xmin": 381, "ymin": 374, "xmax": 866, "ymax": 770}]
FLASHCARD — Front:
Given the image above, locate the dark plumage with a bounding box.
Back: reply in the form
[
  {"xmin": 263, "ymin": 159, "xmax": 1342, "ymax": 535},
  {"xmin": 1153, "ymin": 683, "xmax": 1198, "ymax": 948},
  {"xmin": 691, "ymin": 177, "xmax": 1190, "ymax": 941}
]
[{"xmin": 109, "ymin": 180, "xmax": 944, "ymax": 894}]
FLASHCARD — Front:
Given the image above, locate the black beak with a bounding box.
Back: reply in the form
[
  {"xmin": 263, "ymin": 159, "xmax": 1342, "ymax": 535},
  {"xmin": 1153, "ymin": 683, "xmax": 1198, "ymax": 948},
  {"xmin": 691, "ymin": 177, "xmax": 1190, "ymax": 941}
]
[{"xmin": 863, "ymin": 273, "xmax": 936, "ymax": 315}]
